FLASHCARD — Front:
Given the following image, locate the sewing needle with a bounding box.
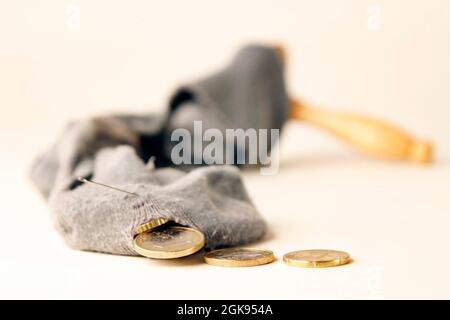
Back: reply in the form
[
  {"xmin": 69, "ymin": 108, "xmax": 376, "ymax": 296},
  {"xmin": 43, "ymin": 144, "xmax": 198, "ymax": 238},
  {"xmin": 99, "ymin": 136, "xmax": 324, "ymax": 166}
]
[{"xmin": 77, "ymin": 177, "xmax": 140, "ymax": 197}]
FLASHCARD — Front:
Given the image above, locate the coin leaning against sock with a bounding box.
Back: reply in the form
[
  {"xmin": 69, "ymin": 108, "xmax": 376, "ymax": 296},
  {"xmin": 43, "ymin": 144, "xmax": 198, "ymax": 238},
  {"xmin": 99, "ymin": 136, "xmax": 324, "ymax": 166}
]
[{"xmin": 133, "ymin": 224, "xmax": 205, "ymax": 259}]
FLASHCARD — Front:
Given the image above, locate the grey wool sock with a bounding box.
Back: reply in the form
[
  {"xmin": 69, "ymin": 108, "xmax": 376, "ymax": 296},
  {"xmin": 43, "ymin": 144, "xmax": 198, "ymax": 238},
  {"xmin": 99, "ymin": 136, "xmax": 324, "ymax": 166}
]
[
  {"xmin": 29, "ymin": 44, "xmax": 288, "ymax": 255},
  {"xmin": 30, "ymin": 118, "xmax": 266, "ymax": 255}
]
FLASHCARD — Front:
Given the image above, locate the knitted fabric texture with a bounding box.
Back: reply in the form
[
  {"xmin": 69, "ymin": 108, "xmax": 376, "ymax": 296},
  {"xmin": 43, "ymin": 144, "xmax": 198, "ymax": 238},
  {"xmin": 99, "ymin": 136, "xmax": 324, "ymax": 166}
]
[{"xmin": 30, "ymin": 45, "xmax": 288, "ymax": 255}]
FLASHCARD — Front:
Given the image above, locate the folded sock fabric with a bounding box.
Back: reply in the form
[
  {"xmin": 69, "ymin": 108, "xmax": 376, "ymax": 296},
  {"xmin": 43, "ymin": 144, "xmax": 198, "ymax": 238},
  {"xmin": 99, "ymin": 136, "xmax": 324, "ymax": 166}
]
[{"xmin": 30, "ymin": 45, "xmax": 288, "ymax": 255}]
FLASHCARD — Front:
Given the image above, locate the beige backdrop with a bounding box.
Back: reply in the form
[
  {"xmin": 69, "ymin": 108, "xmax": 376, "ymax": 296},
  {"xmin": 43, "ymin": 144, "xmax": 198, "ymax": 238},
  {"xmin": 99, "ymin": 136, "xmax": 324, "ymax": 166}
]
[{"xmin": 1, "ymin": 0, "xmax": 449, "ymax": 152}]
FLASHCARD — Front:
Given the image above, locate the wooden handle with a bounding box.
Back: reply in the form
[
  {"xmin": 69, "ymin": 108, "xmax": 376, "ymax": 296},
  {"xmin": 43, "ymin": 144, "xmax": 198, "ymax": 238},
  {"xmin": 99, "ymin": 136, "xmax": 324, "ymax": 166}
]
[{"xmin": 290, "ymin": 99, "xmax": 433, "ymax": 164}]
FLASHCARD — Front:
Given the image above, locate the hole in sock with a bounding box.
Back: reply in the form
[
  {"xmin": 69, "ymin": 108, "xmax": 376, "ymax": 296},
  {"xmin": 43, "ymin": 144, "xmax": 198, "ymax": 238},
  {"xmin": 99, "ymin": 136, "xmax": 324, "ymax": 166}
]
[{"xmin": 67, "ymin": 173, "xmax": 93, "ymax": 191}]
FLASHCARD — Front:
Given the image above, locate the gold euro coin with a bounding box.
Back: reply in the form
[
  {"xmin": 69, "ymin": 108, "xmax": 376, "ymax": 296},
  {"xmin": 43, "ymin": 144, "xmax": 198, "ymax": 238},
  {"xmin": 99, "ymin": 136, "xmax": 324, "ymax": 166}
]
[
  {"xmin": 134, "ymin": 217, "xmax": 169, "ymax": 235},
  {"xmin": 133, "ymin": 226, "xmax": 205, "ymax": 259},
  {"xmin": 283, "ymin": 249, "xmax": 351, "ymax": 268},
  {"xmin": 204, "ymin": 248, "xmax": 275, "ymax": 267}
]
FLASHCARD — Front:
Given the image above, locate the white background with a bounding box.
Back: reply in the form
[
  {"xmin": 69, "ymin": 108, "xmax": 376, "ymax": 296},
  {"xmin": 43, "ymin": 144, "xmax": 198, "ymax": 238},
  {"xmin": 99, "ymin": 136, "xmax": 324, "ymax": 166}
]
[{"xmin": 0, "ymin": 0, "xmax": 449, "ymax": 299}]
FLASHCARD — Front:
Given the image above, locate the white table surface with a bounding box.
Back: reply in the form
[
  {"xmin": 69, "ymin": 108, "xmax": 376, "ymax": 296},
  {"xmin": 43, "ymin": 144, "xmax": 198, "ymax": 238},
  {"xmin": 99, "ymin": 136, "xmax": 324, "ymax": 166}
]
[{"xmin": 1, "ymin": 122, "xmax": 449, "ymax": 299}]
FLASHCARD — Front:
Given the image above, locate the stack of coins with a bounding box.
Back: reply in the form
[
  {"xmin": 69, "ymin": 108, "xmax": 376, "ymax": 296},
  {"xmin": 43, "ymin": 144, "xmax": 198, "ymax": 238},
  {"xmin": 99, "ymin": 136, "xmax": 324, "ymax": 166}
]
[
  {"xmin": 133, "ymin": 218, "xmax": 351, "ymax": 268},
  {"xmin": 282, "ymin": 249, "xmax": 350, "ymax": 268}
]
